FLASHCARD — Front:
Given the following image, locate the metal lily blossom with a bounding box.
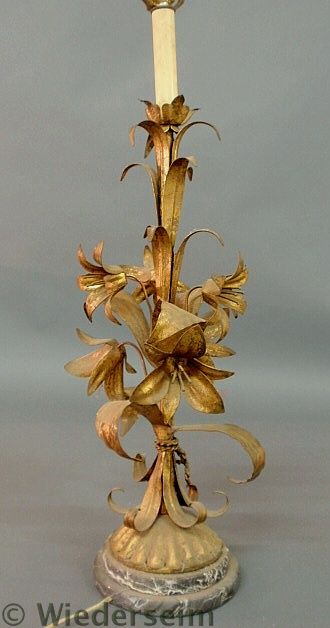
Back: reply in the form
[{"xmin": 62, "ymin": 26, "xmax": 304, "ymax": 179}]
[{"xmin": 65, "ymin": 96, "xmax": 265, "ymax": 534}]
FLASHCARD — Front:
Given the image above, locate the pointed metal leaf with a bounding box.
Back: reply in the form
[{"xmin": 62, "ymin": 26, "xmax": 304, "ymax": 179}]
[{"xmin": 175, "ymin": 423, "xmax": 266, "ymax": 483}]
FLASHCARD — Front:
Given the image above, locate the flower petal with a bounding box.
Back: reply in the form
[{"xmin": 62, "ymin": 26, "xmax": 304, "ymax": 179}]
[
  {"xmin": 161, "ymin": 379, "xmax": 181, "ymax": 424},
  {"xmin": 75, "ymin": 328, "xmax": 116, "ymax": 346},
  {"xmin": 142, "ymin": 100, "xmax": 161, "ymax": 124},
  {"xmin": 77, "ymin": 244, "xmax": 100, "ymax": 272},
  {"xmin": 77, "ymin": 273, "xmax": 106, "ymax": 291},
  {"xmin": 131, "ymin": 366, "xmax": 171, "ymax": 406},
  {"xmin": 88, "ymin": 347, "xmax": 123, "ymax": 396},
  {"xmin": 218, "ymin": 291, "xmax": 247, "ymax": 315},
  {"xmin": 192, "ymin": 359, "xmax": 234, "ymax": 380},
  {"xmin": 145, "ymin": 341, "xmax": 168, "ymax": 365},
  {"xmin": 222, "ymin": 255, "xmax": 248, "ymax": 289},
  {"xmin": 104, "ymin": 360, "xmax": 127, "ymax": 400},
  {"xmin": 206, "ymin": 343, "xmax": 236, "ymax": 358},
  {"xmin": 203, "ymin": 305, "xmax": 230, "ymax": 341},
  {"xmin": 183, "ymin": 364, "xmax": 224, "ymax": 414},
  {"xmin": 171, "ymin": 325, "xmax": 206, "ymax": 359},
  {"xmin": 84, "ymin": 287, "xmax": 110, "ymax": 321},
  {"xmin": 64, "ymin": 345, "xmax": 109, "ymax": 378},
  {"xmin": 103, "ymin": 273, "xmax": 128, "ymax": 324},
  {"xmin": 92, "ymin": 241, "xmax": 104, "ymax": 265},
  {"xmin": 149, "ymin": 301, "xmax": 206, "ymax": 353}
]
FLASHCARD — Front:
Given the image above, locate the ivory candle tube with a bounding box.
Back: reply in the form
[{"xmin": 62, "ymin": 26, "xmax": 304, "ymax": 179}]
[{"xmin": 151, "ymin": 8, "xmax": 178, "ymax": 106}]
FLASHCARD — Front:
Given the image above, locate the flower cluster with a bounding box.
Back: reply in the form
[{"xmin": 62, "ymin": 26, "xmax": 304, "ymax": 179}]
[{"xmin": 65, "ymin": 96, "xmax": 265, "ymax": 533}]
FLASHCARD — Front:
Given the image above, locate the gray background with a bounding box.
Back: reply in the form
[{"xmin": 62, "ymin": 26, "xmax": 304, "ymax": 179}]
[{"xmin": 1, "ymin": 1, "xmax": 329, "ymax": 626}]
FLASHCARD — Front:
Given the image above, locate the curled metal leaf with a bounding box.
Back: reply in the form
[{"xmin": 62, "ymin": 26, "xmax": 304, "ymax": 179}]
[
  {"xmin": 207, "ymin": 491, "xmax": 230, "ymax": 518},
  {"xmin": 133, "ymin": 455, "xmax": 154, "ymax": 483},
  {"xmin": 174, "ymin": 423, "xmax": 266, "ymax": 483},
  {"xmin": 144, "ymin": 134, "xmax": 154, "ymax": 159},
  {"xmin": 121, "ymin": 163, "xmax": 160, "ymax": 221},
  {"xmin": 108, "ymin": 488, "xmax": 131, "ymax": 515},
  {"xmin": 163, "ymin": 453, "xmax": 206, "ymax": 528},
  {"xmin": 130, "ymin": 121, "xmax": 170, "ymax": 194},
  {"xmin": 95, "ymin": 400, "xmax": 142, "ymax": 461},
  {"xmin": 130, "ymin": 454, "xmax": 164, "ymax": 532},
  {"xmin": 172, "ymin": 121, "xmax": 221, "ymax": 161},
  {"xmin": 171, "ymin": 229, "xmax": 224, "ymax": 302}
]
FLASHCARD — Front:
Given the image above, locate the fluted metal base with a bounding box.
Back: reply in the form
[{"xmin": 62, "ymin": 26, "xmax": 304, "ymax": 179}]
[{"xmin": 94, "ymin": 538, "xmax": 239, "ymax": 617}]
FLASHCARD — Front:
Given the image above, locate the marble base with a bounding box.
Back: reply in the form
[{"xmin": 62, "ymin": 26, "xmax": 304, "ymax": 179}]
[{"xmin": 94, "ymin": 541, "xmax": 240, "ymax": 617}]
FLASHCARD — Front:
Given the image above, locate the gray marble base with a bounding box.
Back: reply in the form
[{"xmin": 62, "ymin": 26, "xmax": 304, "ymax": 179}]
[{"xmin": 94, "ymin": 542, "xmax": 240, "ymax": 617}]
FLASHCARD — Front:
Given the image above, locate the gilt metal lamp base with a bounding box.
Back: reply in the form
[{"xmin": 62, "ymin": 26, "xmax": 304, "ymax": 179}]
[{"xmin": 94, "ymin": 515, "xmax": 239, "ymax": 617}]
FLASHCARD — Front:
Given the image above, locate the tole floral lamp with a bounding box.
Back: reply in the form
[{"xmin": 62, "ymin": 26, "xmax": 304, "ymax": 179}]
[{"xmin": 65, "ymin": 0, "xmax": 265, "ymax": 617}]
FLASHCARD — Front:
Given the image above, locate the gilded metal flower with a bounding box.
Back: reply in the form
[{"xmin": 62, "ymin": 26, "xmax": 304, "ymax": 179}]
[
  {"xmin": 202, "ymin": 255, "xmax": 248, "ymax": 318},
  {"xmin": 177, "ymin": 255, "xmax": 248, "ymax": 344},
  {"xmin": 142, "ymin": 95, "xmax": 197, "ymax": 132},
  {"xmin": 64, "ymin": 329, "xmax": 138, "ymax": 400},
  {"xmin": 77, "ymin": 241, "xmax": 152, "ymax": 323},
  {"xmin": 131, "ymin": 301, "xmax": 234, "ymax": 421}
]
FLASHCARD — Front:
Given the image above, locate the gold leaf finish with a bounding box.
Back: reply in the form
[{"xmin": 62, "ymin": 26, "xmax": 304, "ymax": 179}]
[
  {"xmin": 109, "ymin": 515, "xmax": 223, "ymax": 574},
  {"xmin": 175, "ymin": 423, "xmax": 266, "ymax": 483},
  {"xmin": 66, "ymin": 93, "xmax": 265, "ymax": 573}
]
